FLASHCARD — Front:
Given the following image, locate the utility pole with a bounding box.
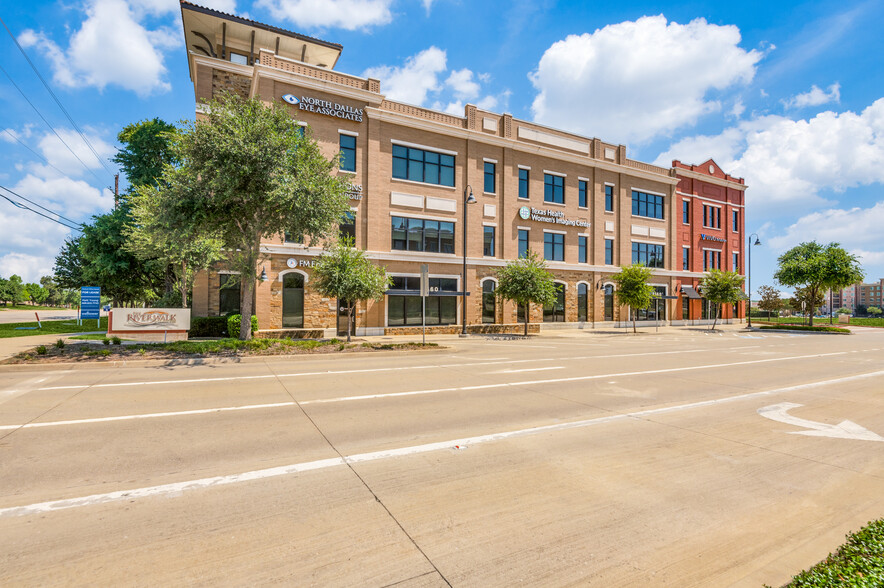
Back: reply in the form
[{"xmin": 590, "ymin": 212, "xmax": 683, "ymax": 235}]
[{"xmin": 114, "ymin": 174, "xmax": 119, "ymax": 209}]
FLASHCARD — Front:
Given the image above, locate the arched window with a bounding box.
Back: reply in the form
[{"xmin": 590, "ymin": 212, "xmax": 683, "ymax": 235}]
[
  {"xmin": 282, "ymin": 272, "xmax": 304, "ymax": 328},
  {"xmin": 604, "ymin": 284, "xmax": 614, "ymax": 321},
  {"xmin": 578, "ymin": 283, "xmax": 588, "ymax": 322},
  {"xmin": 482, "ymin": 280, "xmax": 496, "ymax": 324},
  {"xmin": 544, "ymin": 283, "xmax": 566, "ymax": 322}
]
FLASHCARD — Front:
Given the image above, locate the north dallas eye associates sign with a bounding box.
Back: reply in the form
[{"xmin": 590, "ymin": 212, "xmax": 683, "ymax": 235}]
[
  {"xmin": 108, "ymin": 308, "xmax": 191, "ymax": 342},
  {"xmin": 282, "ymin": 94, "xmax": 364, "ymax": 122}
]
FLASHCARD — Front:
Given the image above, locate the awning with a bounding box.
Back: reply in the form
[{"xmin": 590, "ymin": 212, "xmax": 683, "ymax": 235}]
[{"xmin": 681, "ymin": 286, "xmax": 701, "ymax": 299}]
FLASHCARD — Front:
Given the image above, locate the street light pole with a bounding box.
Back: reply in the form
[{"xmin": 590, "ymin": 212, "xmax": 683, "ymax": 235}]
[
  {"xmin": 462, "ymin": 185, "xmax": 476, "ymax": 336},
  {"xmin": 747, "ymin": 232, "xmax": 761, "ymax": 328}
]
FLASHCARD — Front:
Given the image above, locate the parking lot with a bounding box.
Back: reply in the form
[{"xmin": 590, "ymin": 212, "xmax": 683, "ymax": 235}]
[{"xmin": 1, "ymin": 325, "xmax": 883, "ymax": 586}]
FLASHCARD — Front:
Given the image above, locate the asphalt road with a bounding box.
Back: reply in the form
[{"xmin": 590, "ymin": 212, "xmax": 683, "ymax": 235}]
[{"xmin": 1, "ymin": 326, "xmax": 883, "ymax": 586}]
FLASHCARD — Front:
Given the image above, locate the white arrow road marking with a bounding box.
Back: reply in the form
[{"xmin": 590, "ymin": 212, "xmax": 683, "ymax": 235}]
[{"xmin": 758, "ymin": 403, "xmax": 884, "ymax": 442}]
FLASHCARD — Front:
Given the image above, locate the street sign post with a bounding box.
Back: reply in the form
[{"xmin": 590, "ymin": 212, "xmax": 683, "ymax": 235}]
[{"xmin": 80, "ymin": 286, "xmax": 101, "ymax": 329}]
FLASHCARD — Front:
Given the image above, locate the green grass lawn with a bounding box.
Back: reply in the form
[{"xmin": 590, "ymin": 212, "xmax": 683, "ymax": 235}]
[
  {"xmin": 754, "ymin": 316, "xmax": 884, "ymax": 328},
  {"xmin": 0, "ymin": 317, "xmax": 107, "ymax": 339}
]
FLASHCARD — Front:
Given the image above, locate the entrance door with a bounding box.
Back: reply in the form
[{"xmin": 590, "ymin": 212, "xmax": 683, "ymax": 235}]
[
  {"xmin": 337, "ymin": 299, "xmax": 353, "ymax": 337},
  {"xmin": 282, "ymin": 273, "xmax": 304, "ymax": 328}
]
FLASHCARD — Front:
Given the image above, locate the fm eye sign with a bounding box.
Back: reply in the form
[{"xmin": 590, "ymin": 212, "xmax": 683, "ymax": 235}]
[{"xmin": 282, "ymin": 94, "xmax": 300, "ymax": 105}]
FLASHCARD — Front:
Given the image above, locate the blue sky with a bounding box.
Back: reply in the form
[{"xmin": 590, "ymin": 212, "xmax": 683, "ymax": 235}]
[{"xmin": 2, "ymin": 0, "xmax": 883, "ymax": 298}]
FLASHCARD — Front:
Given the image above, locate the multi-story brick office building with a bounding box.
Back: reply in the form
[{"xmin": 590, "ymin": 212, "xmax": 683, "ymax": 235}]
[
  {"xmin": 181, "ymin": 2, "xmax": 745, "ymax": 336},
  {"xmin": 672, "ymin": 160, "xmax": 746, "ymax": 323},
  {"xmin": 856, "ymin": 279, "xmax": 884, "ymax": 310}
]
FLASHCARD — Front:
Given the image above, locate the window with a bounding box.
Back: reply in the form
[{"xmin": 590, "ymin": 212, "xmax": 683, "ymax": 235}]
[
  {"xmin": 543, "ymin": 283, "xmax": 565, "ymax": 322},
  {"xmin": 733, "ymin": 252, "xmax": 739, "ymax": 272},
  {"xmin": 218, "ymin": 274, "xmax": 240, "ymax": 315},
  {"xmin": 483, "ymin": 226, "xmax": 495, "ymax": 257},
  {"xmin": 284, "ymin": 231, "xmax": 303, "ymax": 244},
  {"xmin": 732, "ymin": 210, "xmax": 739, "ymax": 232},
  {"xmin": 544, "ymin": 174, "xmax": 564, "ymax": 204},
  {"xmin": 632, "ymin": 191, "xmax": 664, "ymax": 219},
  {"xmin": 391, "ymin": 216, "xmax": 454, "ymax": 253},
  {"xmin": 387, "ymin": 276, "xmax": 457, "ymax": 326},
  {"xmin": 578, "ymin": 236, "xmax": 587, "ymax": 263},
  {"xmin": 703, "ymin": 249, "xmax": 722, "ymax": 270},
  {"xmin": 683, "ymin": 200, "xmax": 690, "ymax": 224},
  {"xmin": 578, "ymin": 283, "xmax": 588, "ymax": 322},
  {"xmin": 635, "ymin": 286, "xmax": 667, "ymax": 321},
  {"xmin": 544, "ymin": 232, "xmax": 564, "ymax": 261},
  {"xmin": 632, "ymin": 242, "xmax": 665, "ymax": 268},
  {"xmin": 484, "ymin": 161, "xmax": 496, "ymax": 193},
  {"xmin": 604, "ymin": 284, "xmax": 614, "ymax": 321},
  {"xmin": 339, "ymin": 211, "xmax": 356, "ymax": 241},
  {"xmin": 578, "ymin": 180, "xmax": 587, "ymax": 208},
  {"xmin": 605, "ymin": 185, "xmax": 614, "ymax": 212},
  {"xmin": 703, "ymin": 205, "xmax": 721, "ymax": 228},
  {"xmin": 682, "ymin": 296, "xmax": 690, "ymax": 320},
  {"xmin": 392, "ymin": 145, "xmax": 455, "ymax": 187},
  {"xmin": 518, "ymin": 229, "xmax": 529, "ymax": 258},
  {"xmin": 229, "ymin": 52, "xmax": 248, "ymax": 65},
  {"xmin": 282, "ymin": 273, "xmax": 304, "ymax": 328},
  {"xmin": 518, "ymin": 168, "xmax": 529, "ymax": 199},
  {"xmin": 605, "ymin": 239, "xmax": 613, "ymax": 265},
  {"xmin": 339, "ymin": 134, "xmax": 356, "ymax": 172},
  {"xmin": 482, "ymin": 281, "xmax": 496, "ymax": 324},
  {"xmin": 682, "ymin": 247, "xmax": 690, "ymax": 271}
]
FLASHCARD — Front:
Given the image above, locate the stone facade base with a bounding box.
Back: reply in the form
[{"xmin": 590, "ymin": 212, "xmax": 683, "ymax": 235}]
[
  {"xmin": 110, "ymin": 331, "xmax": 188, "ymax": 342},
  {"xmin": 256, "ymin": 329, "xmax": 326, "ymax": 339},
  {"xmin": 384, "ymin": 323, "xmax": 541, "ymax": 336}
]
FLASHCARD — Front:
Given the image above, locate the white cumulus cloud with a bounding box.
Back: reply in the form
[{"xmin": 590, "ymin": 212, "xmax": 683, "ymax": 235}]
[
  {"xmin": 656, "ymin": 98, "xmax": 884, "ymax": 217},
  {"xmin": 19, "ymin": 0, "xmax": 178, "ymax": 96},
  {"xmin": 530, "ymin": 15, "xmax": 762, "ymax": 144},
  {"xmin": 256, "ymin": 0, "xmax": 393, "ymax": 30},
  {"xmin": 364, "ymin": 47, "xmax": 447, "ymax": 105},
  {"xmin": 782, "ymin": 83, "xmax": 841, "ymax": 109}
]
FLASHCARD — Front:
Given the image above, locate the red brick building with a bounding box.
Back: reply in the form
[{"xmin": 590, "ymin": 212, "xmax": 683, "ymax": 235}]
[{"xmin": 673, "ymin": 159, "xmax": 746, "ymax": 323}]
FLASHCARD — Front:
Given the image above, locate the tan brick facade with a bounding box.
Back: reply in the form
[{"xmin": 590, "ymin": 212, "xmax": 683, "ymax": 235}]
[{"xmin": 182, "ymin": 4, "xmax": 743, "ymax": 335}]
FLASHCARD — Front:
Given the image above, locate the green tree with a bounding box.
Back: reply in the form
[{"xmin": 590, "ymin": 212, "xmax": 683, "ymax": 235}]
[
  {"xmin": 611, "ymin": 263, "xmax": 654, "ymax": 333},
  {"xmin": 774, "ymin": 241, "xmax": 864, "ymax": 326},
  {"xmin": 24, "ymin": 282, "xmax": 49, "ymax": 305},
  {"xmin": 4, "ymin": 274, "xmax": 25, "ymax": 306},
  {"xmin": 311, "ymin": 236, "xmax": 391, "ymax": 342},
  {"xmin": 836, "ymin": 307, "xmax": 851, "ymax": 315},
  {"xmin": 78, "ymin": 204, "xmax": 166, "ymax": 305},
  {"xmin": 128, "ymin": 180, "xmax": 224, "ymax": 308},
  {"xmin": 756, "ymin": 285, "xmax": 781, "ymax": 321},
  {"xmin": 868, "ymin": 306, "xmax": 882, "ymax": 317},
  {"xmin": 790, "ymin": 286, "xmax": 825, "ymax": 324},
  {"xmin": 53, "ymin": 237, "xmax": 86, "ymax": 290},
  {"xmin": 112, "ymin": 118, "xmax": 179, "ymax": 188},
  {"xmin": 167, "ymin": 92, "xmax": 351, "ymax": 339},
  {"xmin": 0, "ymin": 276, "xmax": 9, "ymax": 306},
  {"xmin": 701, "ymin": 269, "xmax": 745, "ymax": 330},
  {"xmin": 495, "ymin": 250, "xmax": 558, "ymax": 336}
]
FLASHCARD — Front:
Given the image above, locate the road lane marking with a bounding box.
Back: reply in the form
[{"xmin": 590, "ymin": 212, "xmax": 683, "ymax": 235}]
[
  {"xmin": 32, "ymin": 346, "xmax": 780, "ymax": 392},
  {"xmin": 0, "ymin": 351, "xmax": 853, "ymax": 429},
  {"xmin": 494, "ymin": 367, "xmax": 565, "ymax": 374},
  {"xmin": 301, "ymin": 352, "xmax": 849, "ymax": 405},
  {"xmin": 758, "ymin": 403, "xmax": 884, "ymax": 442},
  {"xmin": 3, "ymin": 368, "xmax": 881, "ymax": 518}
]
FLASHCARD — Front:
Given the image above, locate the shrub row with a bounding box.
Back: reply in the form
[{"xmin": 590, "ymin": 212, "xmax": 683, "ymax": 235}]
[{"xmin": 758, "ymin": 325, "xmax": 849, "ymax": 334}]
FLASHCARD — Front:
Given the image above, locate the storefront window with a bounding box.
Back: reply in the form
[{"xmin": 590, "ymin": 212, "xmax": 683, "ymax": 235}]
[
  {"xmin": 604, "ymin": 284, "xmax": 614, "ymax": 321},
  {"xmin": 482, "ymin": 280, "xmax": 496, "ymax": 323},
  {"xmin": 218, "ymin": 273, "xmax": 240, "ymax": 315},
  {"xmin": 282, "ymin": 272, "xmax": 304, "ymax": 328},
  {"xmin": 682, "ymin": 296, "xmax": 690, "ymax": 320},
  {"xmin": 387, "ymin": 276, "xmax": 457, "ymax": 326},
  {"xmin": 544, "ymin": 283, "xmax": 565, "ymax": 322},
  {"xmin": 635, "ymin": 286, "xmax": 667, "ymax": 321},
  {"xmin": 578, "ymin": 283, "xmax": 588, "ymax": 322}
]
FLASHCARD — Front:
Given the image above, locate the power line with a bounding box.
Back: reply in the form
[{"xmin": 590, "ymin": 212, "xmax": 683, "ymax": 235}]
[
  {"xmin": 0, "ymin": 183, "xmax": 85, "ymax": 228},
  {"xmin": 0, "ymin": 191, "xmax": 83, "ymax": 232},
  {"xmin": 0, "ymin": 16, "xmax": 116, "ymax": 178},
  {"xmin": 2, "ymin": 127, "xmax": 69, "ymax": 178},
  {"xmin": 0, "ymin": 62, "xmax": 106, "ymax": 185}
]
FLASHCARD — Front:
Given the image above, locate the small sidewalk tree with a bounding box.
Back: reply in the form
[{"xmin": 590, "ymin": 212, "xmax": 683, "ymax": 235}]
[
  {"xmin": 756, "ymin": 285, "xmax": 781, "ymax": 322},
  {"xmin": 701, "ymin": 269, "xmax": 745, "ymax": 330},
  {"xmin": 311, "ymin": 236, "xmax": 391, "ymax": 342},
  {"xmin": 611, "ymin": 264, "xmax": 653, "ymax": 334},
  {"xmin": 495, "ymin": 251, "xmax": 557, "ymax": 336}
]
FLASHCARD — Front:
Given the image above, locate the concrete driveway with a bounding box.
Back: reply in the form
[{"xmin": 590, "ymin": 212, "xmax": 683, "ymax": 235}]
[{"xmin": 1, "ymin": 325, "xmax": 882, "ymax": 586}]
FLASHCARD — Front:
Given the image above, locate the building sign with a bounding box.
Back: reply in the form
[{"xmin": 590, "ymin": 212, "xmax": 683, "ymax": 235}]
[
  {"xmin": 347, "ymin": 184, "xmax": 363, "ymax": 200},
  {"xmin": 282, "ymin": 94, "xmax": 364, "ymax": 122},
  {"xmin": 700, "ymin": 233, "xmax": 726, "ymax": 243},
  {"xmin": 110, "ymin": 308, "xmax": 191, "ymax": 331},
  {"xmin": 80, "ymin": 286, "xmax": 100, "ymax": 320},
  {"xmin": 518, "ymin": 206, "xmax": 589, "ymax": 228},
  {"xmin": 287, "ymin": 258, "xmax": 317, "ymax": 268}
]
